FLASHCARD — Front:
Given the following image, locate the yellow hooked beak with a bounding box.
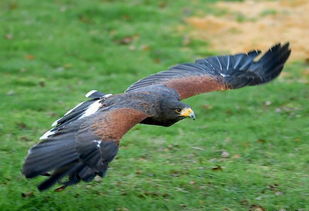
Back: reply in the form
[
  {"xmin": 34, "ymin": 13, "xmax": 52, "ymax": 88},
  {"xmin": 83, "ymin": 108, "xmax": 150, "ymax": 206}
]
[{"xmin": 179, "ymin": 108, "xmax": 196, "ymax": 120}]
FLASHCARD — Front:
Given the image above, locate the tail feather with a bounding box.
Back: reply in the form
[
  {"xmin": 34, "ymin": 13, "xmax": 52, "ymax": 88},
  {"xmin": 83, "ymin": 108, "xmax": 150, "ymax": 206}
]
[
  {"xmin": 22, "ymin": 126, "xmax": 116, "ymax": 191},
  {"xmin": 38, "ymin": 162, "xmax": 82, "ymax": 191},
  {"xmin": 38, "ymin": 162, "xmax": 106, "ymax": 191},
  {"xmin": 78, "ymin": 166, "xmax": 97, "ymax": 181},
  {"xmin": 61, "ymin": 165, "xmax": 98, "ymax": 188},
  {"xmin": 23, "ymin": 137, "xmax": 79, "ymax": 178}
]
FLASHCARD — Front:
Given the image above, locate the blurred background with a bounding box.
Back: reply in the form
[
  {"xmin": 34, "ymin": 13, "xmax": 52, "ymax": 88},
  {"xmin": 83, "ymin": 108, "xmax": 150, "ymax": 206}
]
[{"xmin": 0, "ymin": 0, "xmax": 308, "ymax": 210}]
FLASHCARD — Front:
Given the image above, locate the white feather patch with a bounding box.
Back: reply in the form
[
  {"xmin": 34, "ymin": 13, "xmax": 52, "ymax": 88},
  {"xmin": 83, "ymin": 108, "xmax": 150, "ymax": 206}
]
[
  {"xmin": 80, "ymin": 100, "xmax": 101, "ymax": 119},
  {"xmin": 40, "ymin": 130, "xmax": 56, "ymax": 140},
  {"xmin": 85, "ymin": 90, "xmax": 98, "ymax": 98},
  {"xmin": 51, "ymin": 118, "xmax": 60, "ymax": 127},
  {"xmin": 104, "ymin": 94, "xmax": 112, "ymax": 98},
  {"xmin": 93, "ymin": 140, "xmax": 102, "ymax": 148},
  {"xmin": 27, "ymin": 148, "xmax": 32, "ymax": 155}
]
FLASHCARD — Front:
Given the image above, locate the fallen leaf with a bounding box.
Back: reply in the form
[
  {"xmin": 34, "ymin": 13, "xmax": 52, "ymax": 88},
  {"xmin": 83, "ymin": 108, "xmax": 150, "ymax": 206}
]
[
  {"xmin": 153, "ymin": 58, "xmax": 161, "ymax": 63},
  {"xmin": 225, "ymin": 109, "xmax": 233, "ymax": 115},
  {"xmin": 6, "ymin": 90, "xmax": 15, "ymax": 96},
  {"xmin": 38, "ymin": 81, "xmax": 45, "ymax": 87},
  {"xmin": 191, "ymin": 146, "xmax": 204, "ymax": 151},
  {"xmin": 175, "ymin": 187, "xmax": 189, "ymax": 193},
  {"xmin": 275, "ymin": 191, "xmax": 283, "ymax": 196},
  {"xmin": 255, "ymin": 196, "xmax": 263, "ymax": 200},
  {"xmin": 293, "ymin": 138, "xmax": 301, "ymax": 142},
  {"xmin": 257, "ymin": 139, "xmax": 266, "ymax": 144},
  {"xmin": 249, "ymin": 204, "xmax": 266, "ymax": 211},
  {"xmin": 24, "ymin": 55, "xmax": 35, "ymax": 60},
  {"xmin": 232, "ymin": 154, "xmax": 241, "ymax": 159},
  {"xmin": 211, "ymin": 165, "xmax": 223, "ymax": 171},
  {"xmin": 224, "ymin": 137, "xmax": 232, "ymax": 143},
  {"xmin": 63, "ymin": 63, "xmax": 72, "ymax": 69},
  {"xmin": 122, "ymin": 15, "xmax": 131, "ymax": 21},
  {"xmin": 140, "ymin": 44, "xmax": 150, "ymax": 51},
  {"xmin": 16, "ymin": 122, "xmax": 27, "ymax": 129},
  {"xmin": 21, "ymin": 192, "xmax": 34, "ymax": 198},
  {"xmin": 202, "ymin": 104, "xmax": 213, "ymax": 110},
  {"xmin": 240, "ymin": 199, "xmax": 249, "ymax": 206},
  {"xmin": 116, "ymin": 208, "xmax": 129, "ymax": 211},
  {"xmin": 54, "ymin": 186, "xmax": 66, "ymax": 192},
  {"xmin": 221, "ymin": 151, "xmax": 230, "ymax": 158},
  {"xmin": 9, "ymin": 2, "xmax": 18, "ymax": 10},
  {"xmin": 79, "ymin": 15, "xmax": 92, "ymax": 23},
  {"xmin": 120, "ymin": 191, "xmax": 128, "ymax": 196},
  {"xmin": 275, "ymin": 108, "xmax": 282, "ymax": 112},
  {"xmin": 138, "ymin": 191, "xmax": 169, "ymax": 198},
  {"xmin": 4, "ymin": 34, "xmax": 13, "ymax": 40},
  {"xmin": 19, "ymin": 136, "xmax": 31, "ymax": 142},
  {"xmin": 158, "ymin": 2, "xmax": 167, "ymax": 8},
  {"xmin": 94, "ymin": 176, "xmax": 101, "ymax": 182},
  {"xmin": 268, "ymin": 183, "xmax": 279, "ymax": 190},
  {"xmin": 20, "ymin": 68, "xmax": 27, "ymax": 72},
  {"xmin": 59, "ymin": 6, "xmax": 67, "ymax": 12},
  {"xmin": 128, "ymin": 45, "xmax": 136, "ymax": 51},
  {"xmin": 117, "ymin": 36, "xmax": 134, "ymax": 45}
]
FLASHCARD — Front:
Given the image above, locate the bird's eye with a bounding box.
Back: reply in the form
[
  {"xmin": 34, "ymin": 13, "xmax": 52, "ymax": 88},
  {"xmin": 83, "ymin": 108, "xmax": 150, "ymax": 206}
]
[{"xmin": 175, "ymin": 108, "xmax": 182, "ymax": 113}]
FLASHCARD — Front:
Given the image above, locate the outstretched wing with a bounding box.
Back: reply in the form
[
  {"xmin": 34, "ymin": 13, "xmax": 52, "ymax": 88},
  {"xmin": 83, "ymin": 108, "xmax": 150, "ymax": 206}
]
[
  {"xmin": 126, "ymin": 43, "xmax": 291, "ymax": 99},
  {"xmin": 22, "ymin": 106, "xmax": 149, "ymax": 191}
]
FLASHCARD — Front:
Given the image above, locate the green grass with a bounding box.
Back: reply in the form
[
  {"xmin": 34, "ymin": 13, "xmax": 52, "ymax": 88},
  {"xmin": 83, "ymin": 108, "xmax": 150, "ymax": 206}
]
[{"xmin": 0, "ymin": 0, "xmax": 308, "ymax": 210}]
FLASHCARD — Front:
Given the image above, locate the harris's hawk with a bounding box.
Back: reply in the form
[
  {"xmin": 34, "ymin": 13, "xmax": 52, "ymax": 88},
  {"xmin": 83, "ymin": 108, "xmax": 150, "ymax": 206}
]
[{"xmin": 23, "ymin": 43, "xmax": 291, "ymax": 191}]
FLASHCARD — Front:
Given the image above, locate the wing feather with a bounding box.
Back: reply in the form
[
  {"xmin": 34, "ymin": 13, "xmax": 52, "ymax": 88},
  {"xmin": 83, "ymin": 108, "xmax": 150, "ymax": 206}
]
[
  {"xmin": 23, "ymin": 106, "xmax": 149, "ymax": 191},
  {"xmin": 126, "ymin": 43, "xmax": 291, "ymax": 99}
]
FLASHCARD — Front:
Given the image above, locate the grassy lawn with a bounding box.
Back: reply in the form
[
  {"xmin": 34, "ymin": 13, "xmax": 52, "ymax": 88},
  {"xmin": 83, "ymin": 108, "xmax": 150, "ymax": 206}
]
[{"xmin": 0, "ymin": 0, "xmax": 308, "ymax": 210}]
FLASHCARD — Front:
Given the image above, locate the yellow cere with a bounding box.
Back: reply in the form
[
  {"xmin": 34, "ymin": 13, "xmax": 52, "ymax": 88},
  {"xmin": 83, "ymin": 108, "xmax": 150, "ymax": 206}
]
[{"xmin": 180, "ymin": 108, "xmax": 194, "ymax": 117}]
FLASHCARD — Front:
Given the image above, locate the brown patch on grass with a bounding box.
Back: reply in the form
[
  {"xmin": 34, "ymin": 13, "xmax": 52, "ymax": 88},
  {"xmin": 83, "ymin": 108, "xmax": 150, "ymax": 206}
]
[{"xmin": 186, "ymin": 0, "xmax": 309, "ymax": 61}]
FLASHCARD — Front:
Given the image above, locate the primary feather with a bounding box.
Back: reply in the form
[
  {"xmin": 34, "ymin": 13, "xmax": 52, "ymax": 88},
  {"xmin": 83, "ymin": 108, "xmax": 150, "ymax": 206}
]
[{"xmin": 126, "ymin": 43, "xmax": 291, "ymax": 97}]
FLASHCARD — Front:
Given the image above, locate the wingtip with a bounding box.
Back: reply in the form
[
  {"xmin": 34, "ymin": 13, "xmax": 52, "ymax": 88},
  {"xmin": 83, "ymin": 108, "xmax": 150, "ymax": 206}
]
[
  {"xmin": 252, "ymin": 41, "xmax": 291, "ymax": 84},
  {"xmin": 282, "ymin": 42, "xmax": 290, "ymax": 48},
  {"xmin": 270, "ymin": 42, "xmax": 291, "ymax": 53},
  {"xmin": 282, "ymin": 42, "xmax": 292, "ymax": 55}
]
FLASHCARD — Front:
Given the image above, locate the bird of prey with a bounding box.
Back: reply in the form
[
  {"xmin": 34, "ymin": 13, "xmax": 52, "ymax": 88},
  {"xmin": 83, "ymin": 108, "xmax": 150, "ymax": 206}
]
[{"xmin": 22, "ymin": 43, "xmax": 291, "ymax": 191}]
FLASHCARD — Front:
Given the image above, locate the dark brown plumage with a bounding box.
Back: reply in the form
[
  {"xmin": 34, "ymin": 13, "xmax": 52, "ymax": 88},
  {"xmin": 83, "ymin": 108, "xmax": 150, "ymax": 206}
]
[{"xmin": 22, "ymin": 43, "xmax": 291, "ymax": 191}]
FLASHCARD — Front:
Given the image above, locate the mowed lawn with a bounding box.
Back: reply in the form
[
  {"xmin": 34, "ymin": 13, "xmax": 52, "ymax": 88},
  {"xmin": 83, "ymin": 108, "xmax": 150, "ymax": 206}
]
[{"xmin": 0, "ymin": 0, "xmax": 308, "ymax": 210}]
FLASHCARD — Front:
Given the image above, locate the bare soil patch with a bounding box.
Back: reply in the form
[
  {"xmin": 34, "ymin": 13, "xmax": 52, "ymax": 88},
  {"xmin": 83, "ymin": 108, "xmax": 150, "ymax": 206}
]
[{"xmin": 186, "ymin": 0, "xmax": 309, "ymax": 61}]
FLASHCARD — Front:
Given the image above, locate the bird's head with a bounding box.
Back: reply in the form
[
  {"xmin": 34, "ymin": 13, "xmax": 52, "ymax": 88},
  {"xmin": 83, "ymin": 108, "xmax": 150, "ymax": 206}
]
[{"xmin": 160, "ymin": 99, "xmax": 195, "ymax": 121}]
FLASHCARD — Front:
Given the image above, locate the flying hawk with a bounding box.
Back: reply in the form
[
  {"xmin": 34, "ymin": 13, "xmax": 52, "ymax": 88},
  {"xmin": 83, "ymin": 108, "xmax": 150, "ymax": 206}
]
[{"xmin": 22, "ymin": 43, "xmax": 291, "ymax": 191}]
